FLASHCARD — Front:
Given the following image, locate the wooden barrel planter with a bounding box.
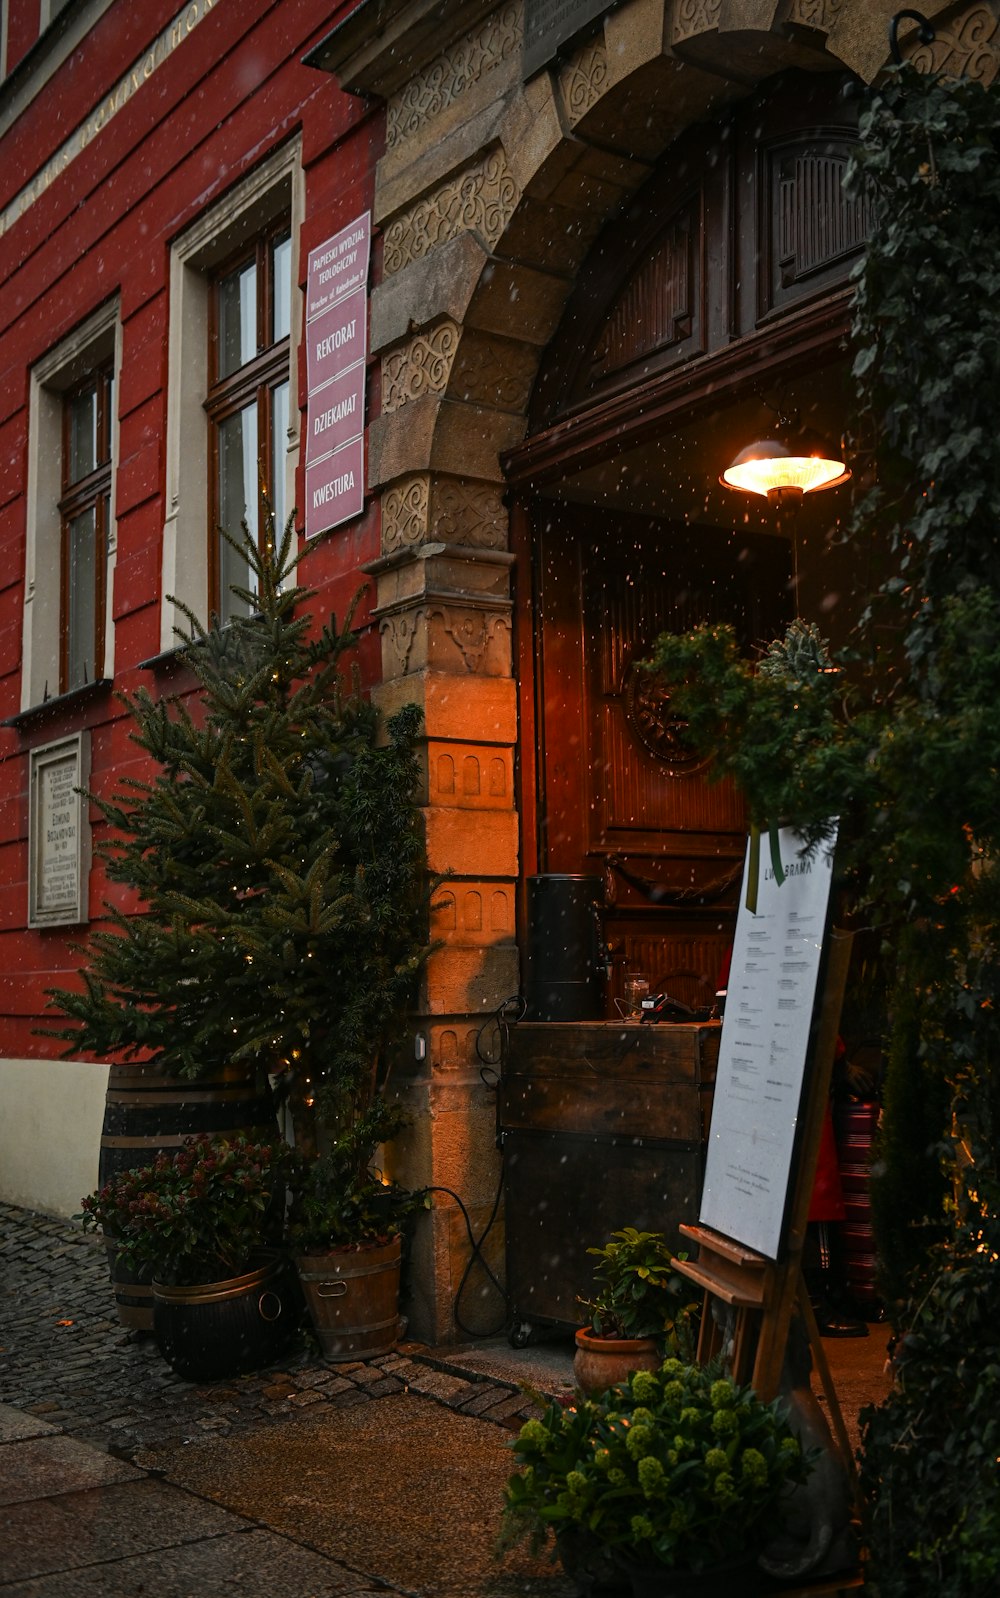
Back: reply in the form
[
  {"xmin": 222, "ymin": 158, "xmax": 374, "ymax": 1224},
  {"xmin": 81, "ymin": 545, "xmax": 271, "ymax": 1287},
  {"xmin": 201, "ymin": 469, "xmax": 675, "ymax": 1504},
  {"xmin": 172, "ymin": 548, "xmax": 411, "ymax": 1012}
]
[
  {"xmin": 99, "ymin": 1062, "xmax": 278, "ymax": 1331},
  {"xmin": 152, "ymin": 1252, "xmax": 299, "ymax": 1381},
  {"xmin": 296, "ymin": 1236, "xmax": 402, "ymax": 1362}
]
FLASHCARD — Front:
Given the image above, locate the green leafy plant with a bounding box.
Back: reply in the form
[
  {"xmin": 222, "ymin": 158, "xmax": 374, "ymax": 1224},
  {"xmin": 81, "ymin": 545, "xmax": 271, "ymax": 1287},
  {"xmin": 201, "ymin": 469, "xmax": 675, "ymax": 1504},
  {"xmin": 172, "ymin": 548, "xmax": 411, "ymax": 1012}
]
[
  {"xmin": 578, "ymin": 1228, "xmax": 698, "ymax": 1350},
  {"xmin": 647, "ymin": 620, "xmax": 854, "ymax": 853},
  {"xmin": 79, "ymin": 1133, "xmax": 293, "ymax": 1286},
  {"xmin": 500, "ymin": 1360, "xmax": 809, "ymax": 1574},
  {"xmin": 286, "ymin": 1133, "xmax": 428, "ymax": 1254}
]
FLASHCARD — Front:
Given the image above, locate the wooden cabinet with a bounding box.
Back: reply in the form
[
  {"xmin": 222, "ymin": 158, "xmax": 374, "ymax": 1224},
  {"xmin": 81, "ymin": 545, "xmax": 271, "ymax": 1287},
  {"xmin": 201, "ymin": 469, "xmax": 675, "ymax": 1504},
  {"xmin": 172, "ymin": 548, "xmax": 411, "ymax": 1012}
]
[{"xmin": 500, "ymin": 1021, "xmax": 720, "ymax": 1337}]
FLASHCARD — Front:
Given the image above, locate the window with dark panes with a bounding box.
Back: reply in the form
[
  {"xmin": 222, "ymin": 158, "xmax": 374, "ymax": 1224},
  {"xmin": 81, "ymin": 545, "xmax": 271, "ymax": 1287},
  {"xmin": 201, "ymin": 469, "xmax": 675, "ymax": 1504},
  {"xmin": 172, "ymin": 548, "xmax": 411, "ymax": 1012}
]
[
  {"xmin": 59, "ymin": 365, "xmax": 113, "ymax": 693},
  {"xmin": 206, "ymin": 223, "xmax": 291, "ymax": 619}
]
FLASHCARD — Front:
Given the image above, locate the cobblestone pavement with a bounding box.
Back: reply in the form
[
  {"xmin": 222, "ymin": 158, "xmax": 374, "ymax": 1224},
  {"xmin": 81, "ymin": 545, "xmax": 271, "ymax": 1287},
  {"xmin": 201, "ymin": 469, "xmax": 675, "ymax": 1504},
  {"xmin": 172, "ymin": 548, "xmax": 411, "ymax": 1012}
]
[{"xmin": 0, "ymin": 1202, "xmax": 543, "ymax": 1465}]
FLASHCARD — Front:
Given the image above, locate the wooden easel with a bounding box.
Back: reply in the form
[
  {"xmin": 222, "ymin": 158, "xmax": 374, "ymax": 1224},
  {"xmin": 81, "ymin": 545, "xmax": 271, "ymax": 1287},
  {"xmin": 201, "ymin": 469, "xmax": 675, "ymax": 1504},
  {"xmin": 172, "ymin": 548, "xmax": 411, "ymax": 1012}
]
[{"xmin": 672, "ymin": 927, "xmax": 857, "ymax": 1482}]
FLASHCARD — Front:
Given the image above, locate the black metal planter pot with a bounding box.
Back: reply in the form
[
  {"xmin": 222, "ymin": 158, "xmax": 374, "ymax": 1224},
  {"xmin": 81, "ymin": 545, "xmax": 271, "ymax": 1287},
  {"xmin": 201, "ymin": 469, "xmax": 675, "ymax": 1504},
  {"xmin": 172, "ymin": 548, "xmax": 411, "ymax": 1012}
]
[{"xmin": 152, "ymin": 1252, "xmax": 299, "ymax": 1381}]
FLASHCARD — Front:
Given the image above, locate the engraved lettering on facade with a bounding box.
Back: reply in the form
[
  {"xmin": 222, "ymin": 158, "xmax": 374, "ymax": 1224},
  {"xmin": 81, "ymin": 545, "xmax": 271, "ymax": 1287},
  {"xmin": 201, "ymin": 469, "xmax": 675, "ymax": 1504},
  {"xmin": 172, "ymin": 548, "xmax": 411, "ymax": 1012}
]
[{"xmin": 0, "ymin": 0, "xmax": 218, "ymax": 240}]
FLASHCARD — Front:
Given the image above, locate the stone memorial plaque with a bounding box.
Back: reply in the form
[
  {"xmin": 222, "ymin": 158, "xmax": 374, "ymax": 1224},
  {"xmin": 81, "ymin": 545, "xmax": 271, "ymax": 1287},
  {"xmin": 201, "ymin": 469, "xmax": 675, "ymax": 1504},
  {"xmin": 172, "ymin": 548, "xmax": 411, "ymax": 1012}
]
[
  {"xmin": 523, "ymin": 0, "xmax": 616, "ymax": 78},
  {"xmin": 29, "ymin": 734, "xmax": 91, "ymax": 927}
]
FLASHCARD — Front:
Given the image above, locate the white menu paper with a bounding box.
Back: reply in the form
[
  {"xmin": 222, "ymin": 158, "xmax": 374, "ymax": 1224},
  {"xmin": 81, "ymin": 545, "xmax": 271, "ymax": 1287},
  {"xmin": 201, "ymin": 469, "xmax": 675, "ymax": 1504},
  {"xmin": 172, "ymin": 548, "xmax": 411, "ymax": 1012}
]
[{"xmin": 699, "ymin": 824, "xmax": 837, "ymax": 1259}]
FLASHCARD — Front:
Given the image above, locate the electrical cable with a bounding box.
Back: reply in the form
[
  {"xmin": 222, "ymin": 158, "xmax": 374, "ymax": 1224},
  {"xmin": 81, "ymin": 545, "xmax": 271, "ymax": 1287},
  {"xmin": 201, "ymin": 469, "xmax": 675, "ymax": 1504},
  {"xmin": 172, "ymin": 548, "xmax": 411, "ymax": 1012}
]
[
  {"xmin": 475, "ymin": 993, "xmax": 525, "ymax": 1067},
  {"xmin": 426, "ymin": 1169, "xmax": 508, "ymax": 1338},
  {"xmin": 419, "ymin": 994, "xmax": 525, "ymax": 1338}
]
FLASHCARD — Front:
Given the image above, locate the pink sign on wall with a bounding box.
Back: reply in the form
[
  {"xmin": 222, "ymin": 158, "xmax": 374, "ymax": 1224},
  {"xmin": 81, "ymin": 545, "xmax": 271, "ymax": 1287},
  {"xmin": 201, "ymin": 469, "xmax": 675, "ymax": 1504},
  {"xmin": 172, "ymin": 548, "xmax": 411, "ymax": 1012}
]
[
  {"xmin": 304, "ymin": 213, "xmax": 371, "ymax": 539},
  {"xmin": 305, "ymin": 435, "xmax": 365, "ymax": 535}
]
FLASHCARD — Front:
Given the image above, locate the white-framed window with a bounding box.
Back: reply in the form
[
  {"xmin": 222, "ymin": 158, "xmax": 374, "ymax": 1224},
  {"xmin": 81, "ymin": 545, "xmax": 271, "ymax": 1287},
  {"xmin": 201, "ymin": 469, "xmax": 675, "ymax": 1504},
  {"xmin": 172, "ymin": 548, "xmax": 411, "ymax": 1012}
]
[
  {"xmin": 22, "ymin": 299, "xmax": 122, "ymax": 711},
  {"xmin": 162, "ymin": 138, "xmax": 303, "ymax": 645},
  {"xmin": 39, "ymin": 0, "xmax": 72, "ymax": 28}
]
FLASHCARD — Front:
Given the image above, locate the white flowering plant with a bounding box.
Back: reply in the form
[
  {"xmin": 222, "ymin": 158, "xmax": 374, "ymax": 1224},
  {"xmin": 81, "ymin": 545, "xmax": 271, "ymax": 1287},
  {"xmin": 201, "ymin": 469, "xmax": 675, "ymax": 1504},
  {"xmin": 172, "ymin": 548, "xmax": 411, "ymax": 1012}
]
[{"xmin": 499, "ymin": 1360, "xmax": 811, "ymax": 1574}]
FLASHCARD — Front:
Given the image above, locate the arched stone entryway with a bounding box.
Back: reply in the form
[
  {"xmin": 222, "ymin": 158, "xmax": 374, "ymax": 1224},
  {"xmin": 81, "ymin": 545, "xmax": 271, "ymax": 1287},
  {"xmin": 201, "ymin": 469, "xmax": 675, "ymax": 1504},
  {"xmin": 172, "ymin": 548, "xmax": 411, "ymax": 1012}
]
[{"xmin": 317, "ymin": 0, "xmax": 999, "ymax": 1340}]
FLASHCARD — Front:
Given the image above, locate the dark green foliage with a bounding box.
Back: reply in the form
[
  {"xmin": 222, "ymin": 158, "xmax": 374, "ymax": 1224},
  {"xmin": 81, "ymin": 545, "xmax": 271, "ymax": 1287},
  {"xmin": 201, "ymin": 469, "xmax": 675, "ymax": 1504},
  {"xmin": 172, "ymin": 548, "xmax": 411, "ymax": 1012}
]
[
  {"xmin": 645, "ymin": 66, "xmax": 1000, "ymax": 1594},
  {"xmin": 846, "ymin": 70, "xmax": 1000, "ymax": 1340},
  {"xmin": 859, "ymin": 1171, "xmax": 1000, "ymax": 1597},
  {"xmin": 647, "ymin": 620, "xmax": 859, "ymax": 850},
  {"xmin": 868, "ymin": 947, "xmax": 951, "ymax": 1307},
  {"xmin": 45, "ymin": 517, "xmax": 429, "ymax": 1165},
  {"xmin": 845, "ymin": 65, "xmax": 1000, "ymax": 673},
  {"xmin": 285, "ymin": 1128, "xmax": 428, "ymax": 1253}
]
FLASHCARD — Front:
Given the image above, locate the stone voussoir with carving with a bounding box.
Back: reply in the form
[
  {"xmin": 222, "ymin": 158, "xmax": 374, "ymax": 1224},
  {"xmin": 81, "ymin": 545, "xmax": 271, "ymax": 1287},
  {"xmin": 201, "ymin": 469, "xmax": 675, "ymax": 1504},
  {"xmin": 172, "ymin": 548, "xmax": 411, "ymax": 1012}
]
[
  {"xmin": 671, "ymin": 0, "xmax": 723, "ymax": 45},
  {"xmin": 382, "ymin": 321, "xmax": 461, "ymax": 412},
  {"xmin": 381, "ymin": 474, "xmax": 510, "ymax": 556},
  {"xmin": 386, "ymin": 0, "xmax": 522, "ymax": 149},
  {"xmin": 558, "ymin": 34, "xmax": 610, "ymax": 126},
  {"xmin": 786, "ymin": 0, "xmax": 845, "ymax": 33},
  {"xmin": 449, "ymin": 332, "xmax": 538, "ymax": 413},
  {"xmin": 382, "ymin": 147, "xmax": 520, "ymax": 277},
  {"xmin": 910, "ymin": 1, "xmax": 999, "ymax": 84}
]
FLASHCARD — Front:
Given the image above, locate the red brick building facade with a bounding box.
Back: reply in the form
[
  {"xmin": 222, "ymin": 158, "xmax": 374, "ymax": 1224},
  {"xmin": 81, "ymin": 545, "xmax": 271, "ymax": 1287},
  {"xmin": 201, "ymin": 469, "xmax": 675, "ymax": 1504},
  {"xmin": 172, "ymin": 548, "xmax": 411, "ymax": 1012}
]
[{"xmin": 0, "ymin": 0, "xmax": 383, "ymax": 1227}]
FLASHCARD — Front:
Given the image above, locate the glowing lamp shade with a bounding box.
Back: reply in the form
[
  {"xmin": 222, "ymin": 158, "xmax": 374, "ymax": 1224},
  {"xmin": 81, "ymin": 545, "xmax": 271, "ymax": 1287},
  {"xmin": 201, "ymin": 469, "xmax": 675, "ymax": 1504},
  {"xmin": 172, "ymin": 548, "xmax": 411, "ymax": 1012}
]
[{"xmin": 721, "ymin": 433, "xmax": 850, "ymax": 500}]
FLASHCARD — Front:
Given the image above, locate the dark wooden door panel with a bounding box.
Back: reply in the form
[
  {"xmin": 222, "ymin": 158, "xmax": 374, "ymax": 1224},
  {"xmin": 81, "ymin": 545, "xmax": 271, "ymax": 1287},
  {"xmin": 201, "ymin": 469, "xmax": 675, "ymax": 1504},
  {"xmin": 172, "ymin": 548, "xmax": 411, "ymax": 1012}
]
[{"xmin": 531, "ymin": 502, "xmax": 791, "ymax": 1006}]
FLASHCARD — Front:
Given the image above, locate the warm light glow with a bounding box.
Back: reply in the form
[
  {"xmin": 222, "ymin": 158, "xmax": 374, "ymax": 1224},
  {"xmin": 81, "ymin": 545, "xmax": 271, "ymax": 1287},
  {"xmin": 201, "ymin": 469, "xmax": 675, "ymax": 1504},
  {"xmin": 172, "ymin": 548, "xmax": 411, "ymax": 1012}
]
[{"xmin": 721, "ymin": 435, "xmax": 851, "ymax": 499}]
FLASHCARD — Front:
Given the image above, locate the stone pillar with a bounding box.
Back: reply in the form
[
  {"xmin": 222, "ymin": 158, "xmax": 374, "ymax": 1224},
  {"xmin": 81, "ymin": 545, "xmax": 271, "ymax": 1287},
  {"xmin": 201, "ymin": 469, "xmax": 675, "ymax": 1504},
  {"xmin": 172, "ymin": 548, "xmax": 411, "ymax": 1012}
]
[{"xmin": 368, "ymin": 533, "xmax": 520, "ymax": 1343}]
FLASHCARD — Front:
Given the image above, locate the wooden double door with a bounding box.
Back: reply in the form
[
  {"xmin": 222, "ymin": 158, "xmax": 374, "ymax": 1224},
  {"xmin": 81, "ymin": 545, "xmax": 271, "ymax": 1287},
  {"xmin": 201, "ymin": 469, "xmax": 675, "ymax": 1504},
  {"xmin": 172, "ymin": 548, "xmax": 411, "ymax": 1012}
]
[{"xmin": 523, "ymin": 501, "xmax": 791, "ymax": 1012}]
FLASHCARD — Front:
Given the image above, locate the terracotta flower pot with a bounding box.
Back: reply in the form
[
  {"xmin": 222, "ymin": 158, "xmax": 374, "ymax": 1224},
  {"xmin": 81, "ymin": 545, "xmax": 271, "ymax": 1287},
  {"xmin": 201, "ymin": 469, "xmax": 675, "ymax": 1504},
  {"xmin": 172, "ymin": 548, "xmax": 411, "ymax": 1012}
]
[{"xmin": 573, "ymin": 1328, "xmax": 661, "ymax": 1396}]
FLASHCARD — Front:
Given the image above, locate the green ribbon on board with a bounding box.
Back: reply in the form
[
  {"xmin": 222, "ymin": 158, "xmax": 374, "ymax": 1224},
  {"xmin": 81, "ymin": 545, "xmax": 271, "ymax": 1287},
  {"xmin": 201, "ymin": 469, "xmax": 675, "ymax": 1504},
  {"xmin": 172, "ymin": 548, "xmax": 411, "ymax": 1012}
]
[{"xmin": 745, "ymin": 822, "xmax": 785, "ymax": 912}]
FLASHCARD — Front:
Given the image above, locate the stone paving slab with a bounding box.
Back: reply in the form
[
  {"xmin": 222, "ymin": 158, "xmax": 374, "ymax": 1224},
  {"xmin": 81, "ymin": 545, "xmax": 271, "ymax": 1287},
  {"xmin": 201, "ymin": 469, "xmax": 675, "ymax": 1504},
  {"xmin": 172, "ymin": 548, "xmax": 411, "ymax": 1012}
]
[
  {"xmin": 155, "ymin": 1391, "xmax": 573, "ymax": 1598},
  {"xmin": 0, "ymin": 1478, "xmax": 251, "ymax": 1582},
  {"xmin": 0, "ymin": 1526, "xmax": 402, "ymax": 1597},
  {"xmin": 0, "ymin": 1406, "xmax": 58, "ymax": 1443},
  {"xmin": 0, "ymin": 1436, "xmax": 141, "ymax": 1506}
]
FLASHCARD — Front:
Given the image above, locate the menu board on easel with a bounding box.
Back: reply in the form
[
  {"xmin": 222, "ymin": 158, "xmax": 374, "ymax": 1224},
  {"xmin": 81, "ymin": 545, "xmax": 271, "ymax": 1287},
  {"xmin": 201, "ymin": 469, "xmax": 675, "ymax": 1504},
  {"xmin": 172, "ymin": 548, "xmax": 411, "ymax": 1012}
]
[{"xmin": 699, "ymin": 824, "xmax": 838, "ymax": 1260}]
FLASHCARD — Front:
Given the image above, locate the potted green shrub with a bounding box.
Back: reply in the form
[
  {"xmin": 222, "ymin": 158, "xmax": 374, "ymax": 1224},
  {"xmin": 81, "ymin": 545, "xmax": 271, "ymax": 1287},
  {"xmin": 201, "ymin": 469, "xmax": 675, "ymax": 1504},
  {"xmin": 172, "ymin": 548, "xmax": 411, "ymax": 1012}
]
[
  {"xmin": 79, "ymin": 1133, "xmax": 298, "ymax": 1379},
  {"xmin": 500, "ymin": 1359, "xmax": 811, "ymax": 1598},
  {"xmin": 574, "ymin": 1228, "xmax": 698, "ymax": 1395},
  {"xmin": 286, "ymin": 1124, "xmax": 428, "ymax": 1362}
]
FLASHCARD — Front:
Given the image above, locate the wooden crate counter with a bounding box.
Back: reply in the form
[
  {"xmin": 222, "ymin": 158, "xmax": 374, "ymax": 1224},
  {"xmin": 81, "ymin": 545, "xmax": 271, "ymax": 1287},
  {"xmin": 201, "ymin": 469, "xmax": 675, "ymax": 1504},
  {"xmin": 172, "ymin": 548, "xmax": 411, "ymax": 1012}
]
[{"xmin": 499, "ymin": 1021, "xmax": 720, "ymax": 1339}]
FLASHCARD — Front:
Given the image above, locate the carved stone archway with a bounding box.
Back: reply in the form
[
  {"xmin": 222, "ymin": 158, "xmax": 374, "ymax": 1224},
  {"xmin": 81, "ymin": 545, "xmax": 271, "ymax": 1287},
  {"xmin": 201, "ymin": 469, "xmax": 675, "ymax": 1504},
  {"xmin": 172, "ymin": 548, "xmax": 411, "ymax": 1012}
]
[{"xmin": 315, "ymin": 0, "xmax": 998, "ymax": 1342}]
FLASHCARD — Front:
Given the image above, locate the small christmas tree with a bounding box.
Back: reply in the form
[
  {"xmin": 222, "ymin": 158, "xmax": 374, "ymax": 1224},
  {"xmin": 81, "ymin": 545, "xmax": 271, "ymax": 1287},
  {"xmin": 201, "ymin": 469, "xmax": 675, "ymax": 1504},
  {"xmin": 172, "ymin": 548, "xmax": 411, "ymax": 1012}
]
[{"xmin": 46, "ymin": 516, "xmax": 428, "ymax": 1165}]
